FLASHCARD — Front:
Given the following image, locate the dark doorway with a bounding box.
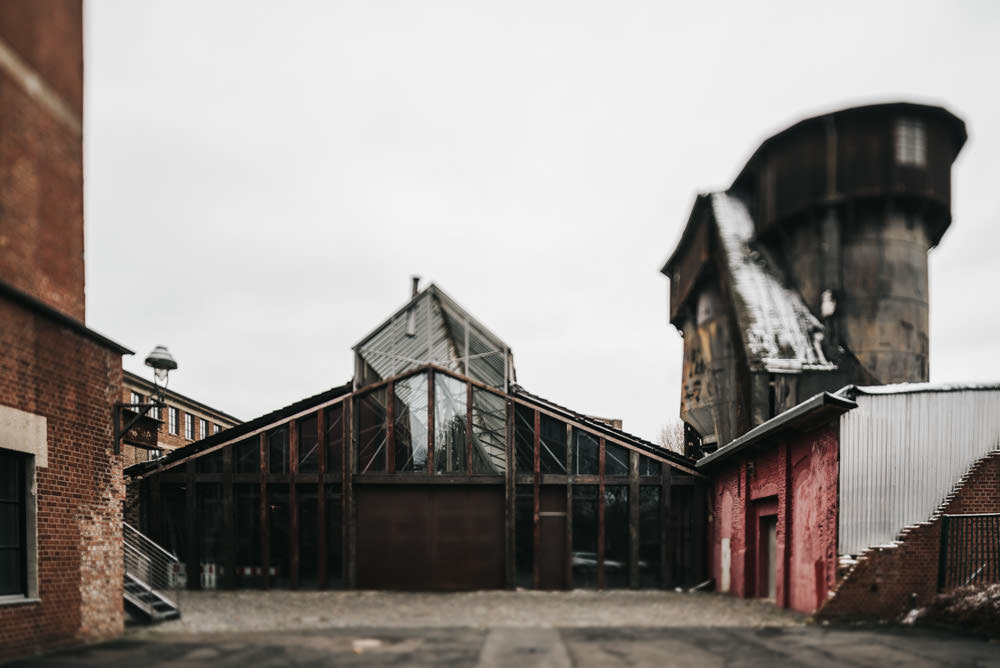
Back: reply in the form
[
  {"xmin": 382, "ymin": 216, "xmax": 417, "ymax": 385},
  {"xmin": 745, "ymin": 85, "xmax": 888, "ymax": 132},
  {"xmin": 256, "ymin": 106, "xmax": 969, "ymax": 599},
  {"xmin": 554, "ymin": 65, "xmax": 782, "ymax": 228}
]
[
  {"xmin": 758, "ymin": 514, "xmax": 778, "ymax": 600},
  {"xmin": 537, "ymin": 486, "xmax": 569, "ymax": 590}
]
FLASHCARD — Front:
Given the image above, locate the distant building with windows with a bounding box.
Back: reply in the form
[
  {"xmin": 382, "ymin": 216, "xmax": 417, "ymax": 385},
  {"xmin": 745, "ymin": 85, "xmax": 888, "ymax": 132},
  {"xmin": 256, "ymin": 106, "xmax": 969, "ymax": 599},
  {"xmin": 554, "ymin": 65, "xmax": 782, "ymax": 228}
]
[{"xmin": 120, "ymin": 370, "xmax": 242, "ymax": 467}]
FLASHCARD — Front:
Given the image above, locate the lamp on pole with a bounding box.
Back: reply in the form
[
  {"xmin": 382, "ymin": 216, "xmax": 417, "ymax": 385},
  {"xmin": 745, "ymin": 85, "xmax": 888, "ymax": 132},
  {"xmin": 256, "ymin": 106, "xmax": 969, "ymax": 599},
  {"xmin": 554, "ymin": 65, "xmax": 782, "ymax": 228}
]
[{"xmin": 113, "ymin": 346, "xmax": 178, "ymax": 455}]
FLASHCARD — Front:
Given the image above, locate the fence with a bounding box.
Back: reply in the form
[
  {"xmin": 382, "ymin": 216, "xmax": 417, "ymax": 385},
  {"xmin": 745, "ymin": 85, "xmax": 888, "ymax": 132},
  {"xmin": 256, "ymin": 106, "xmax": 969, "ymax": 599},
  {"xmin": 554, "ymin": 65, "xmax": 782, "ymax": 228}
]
[{"xmin": 938, "ymin": 513, "xmax": 1000, "ymax": 591}]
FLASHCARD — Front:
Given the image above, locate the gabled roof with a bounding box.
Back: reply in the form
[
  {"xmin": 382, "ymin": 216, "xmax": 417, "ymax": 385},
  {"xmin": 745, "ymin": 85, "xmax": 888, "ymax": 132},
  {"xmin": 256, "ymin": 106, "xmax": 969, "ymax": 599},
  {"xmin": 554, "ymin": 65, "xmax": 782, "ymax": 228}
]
[
  {"xmin": 710, "ymin": 192, "xmax": 834, "ymax": 373},
  {"xmin": 353, "ymin": 283, "xmax": 513, "ymax": 389}
]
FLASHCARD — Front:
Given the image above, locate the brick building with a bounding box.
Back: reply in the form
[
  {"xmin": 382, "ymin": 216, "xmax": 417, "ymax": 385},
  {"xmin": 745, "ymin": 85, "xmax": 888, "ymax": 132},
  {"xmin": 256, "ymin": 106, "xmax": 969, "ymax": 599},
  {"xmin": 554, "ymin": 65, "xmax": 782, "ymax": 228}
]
[
  {"xmin": 0, "ymin": 0, "xmax": 131, "ymax": 659},
  {"xmin": 697, "ymin": 383, "xmax": 1000, "ymax": 617},
  {"xmin": 120, "ymin": 370, "xmax": 242, "ymax": 468}
]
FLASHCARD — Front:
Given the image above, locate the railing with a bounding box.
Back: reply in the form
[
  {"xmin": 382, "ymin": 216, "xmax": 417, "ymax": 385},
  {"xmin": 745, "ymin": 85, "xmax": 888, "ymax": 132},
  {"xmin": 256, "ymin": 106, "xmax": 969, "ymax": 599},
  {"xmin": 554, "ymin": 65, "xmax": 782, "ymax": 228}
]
[
  {"xmin": 938, "ymin": 513, "xmax": 1000, "ymax": 591},
  {"xmin": 124, "ymin": 522, "xmax": 182, "ymax": 593}
]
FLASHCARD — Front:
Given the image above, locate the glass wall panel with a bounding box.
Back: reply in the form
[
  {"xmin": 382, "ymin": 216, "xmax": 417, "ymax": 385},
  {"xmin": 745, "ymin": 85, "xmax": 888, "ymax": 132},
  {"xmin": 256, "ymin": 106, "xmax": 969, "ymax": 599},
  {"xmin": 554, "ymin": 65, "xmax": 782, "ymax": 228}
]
[
  {"xmin": 325, "ymin": 485, "xmax": 343, "ymax": 588},
  {"xmin": 160, "ymin": 484, "xmax": 187, "ymax": 576},
  {"xmin": 639, "ymin": 486, "xmax": 661, "ymax": 588},
  {"xmin": 196, "ymin": 449, "xmax": 224, "ymax": 473},
  {"xmin": 356, "ymin": 390, "xmax": 387, "ymax": 473},
  {"xmin": 639, "ymin": 455, "xmax": 661, "ymax": 477},
  {"xmin": 325, "ymin": 404, "xmax": 344, "ymax": 474},
  {"xmin": 297, "ymin": 484, "xmax": 319, "ymax": 587},
  {"xmin": 393, "ymin": 372, "xmax": 428, "ymax": 472},
  {"xmin": 605, "ymin": 442, "xmax": 629, "ymax": 476},
  {"xmin": 471, "ymin": 388, "xmax": 506, "ymax": 474},
  {"xmin": 572, "ymin": 430, "xmax": 599, "ymax": 476},
  {"xmin": 604, "ymin": 486, "xmax": 629, "ymax": 588},
  {"xmin": 268, "ymin": 426, "xmax": 289, "ymax": 474},
  {"xmin": 196, "ymin": 484, "xmax": 224, "ymax": 588},
  {"xmin": 514, "ymin": 405, "xmax": 535, "ymax": 475},
  {"xmin": 235, "ymin": 484, "xmax": 262, "ymax": 588},
  {"xmin": 298, "ymin": 415, "xmax": 319, "ymax": 473},
  {"xmin": 434, "ymin": 375, "xmax": 467, "ymax": 474},
  {"xmin": 572, "ymin": 485, "xmax": 599, "ymax": 588},
  {"xmin": 235, "ymin": 438, "xmax": 260, "ymax": 474},
  {"xmin": 515, "ymin": 485, "xmax": 534, "ymax": 588},
  {"xmin": 268, "ymin": 484, "xmax": 291, "ymax": 587},
  {"xmin": 540, "ymin": 415, "xmax": 567, "ymax": 474}
]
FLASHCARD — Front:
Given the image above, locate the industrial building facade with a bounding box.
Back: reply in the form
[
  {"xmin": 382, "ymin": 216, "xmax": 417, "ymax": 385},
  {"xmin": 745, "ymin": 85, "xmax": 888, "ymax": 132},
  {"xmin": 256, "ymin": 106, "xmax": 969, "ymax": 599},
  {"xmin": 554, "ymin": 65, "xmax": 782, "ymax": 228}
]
[{"xmin": 127, "ymin": 284, "xmax": 707, "ymax": 591}]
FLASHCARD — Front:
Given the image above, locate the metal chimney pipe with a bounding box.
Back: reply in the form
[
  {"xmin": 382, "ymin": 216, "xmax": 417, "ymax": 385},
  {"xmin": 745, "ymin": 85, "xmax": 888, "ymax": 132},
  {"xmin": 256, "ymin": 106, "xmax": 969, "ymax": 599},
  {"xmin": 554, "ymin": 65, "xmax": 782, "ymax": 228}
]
[{"xmin": 411, "ymin": 275, "xmax": 420, "ymax": 297}]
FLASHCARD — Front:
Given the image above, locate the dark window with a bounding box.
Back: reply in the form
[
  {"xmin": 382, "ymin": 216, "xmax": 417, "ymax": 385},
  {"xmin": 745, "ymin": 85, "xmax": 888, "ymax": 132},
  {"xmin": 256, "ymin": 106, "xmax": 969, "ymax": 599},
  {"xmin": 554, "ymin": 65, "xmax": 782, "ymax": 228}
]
[
  {"xmin": 434, "ymin": 375, "xmax": 467, "ymax": 474},
  {"xmin": 605, "ymin": 442, "xmax": 629, "ymax": 477},
  {"xmin": 196, "ymin": 448, "xmax": 224, "ymax": 473},
  {"xmin": 268, "ymin": 484, "xmax": 291, "ymax": 587},
  {"xmin": 196, "ymin": 484, "xmax": 224, "ymax": 587},
  {"xmin": 235, "ymin": 438, "xmax": 260, "ymax": 474},
  {"xmin": 356, "ymin": 390, "xmax": 387, "ymax": 473},
  {"xmin": 572, "ymin": 430, "xmax": 599, "ymax": 476},
  {"xmin": 297, "ymin": 484, "xmax": 319, "ymax": 588},
  {"xmin": 515, "ymin": 485, "xmax": 534, "ymax": 588},
  {"xmin": 604, "ymin": 486, "xmax": 629, "ymax": 588},
  {"xmin": 297, "ymin": 415, "xmax": 319, "ymax": 473},
  {"xmin": 639, "ymin": 487, "xmax": 661, "ymax": 588},
  {"xmin": 393, "ymin": 373, "xmax": 428, "ymax": 473},
  {"xmin": 268, "ymin": 426, "xmax": 289, "ymax": 474},
  {"xmin": 572, "ymin": 486, "xmax": 599, "ymax": 589},
  {"xmin": 639, "ymin": 455, "xmax": 661, "ymax": 477},
  {"xmin": 0, "ymin": 451, "xmax": 26, "ymax": 596},
  {"xmin": 514, "ymin": 405, "xmax": 535, "ymax": 475},
  {"xmin": 325, "ymin": 405, "xmax": 344, "ymax": 474},
  {"xmin": 235, "ymin": 484, "xmax": 262, "ymax": 588},
  {"xmin": 539, "ymin": 415, "xmax": 567, "ymax": 474},
  {"xmin": 325, "ymin": 485, "xmax": 343, "ymax": 588}
]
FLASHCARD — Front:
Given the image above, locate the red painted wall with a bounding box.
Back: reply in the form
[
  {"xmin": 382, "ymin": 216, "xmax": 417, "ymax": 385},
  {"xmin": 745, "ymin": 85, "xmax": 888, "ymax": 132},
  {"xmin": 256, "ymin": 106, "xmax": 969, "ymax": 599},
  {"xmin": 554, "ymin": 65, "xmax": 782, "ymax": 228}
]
[{"xmin": 708, "ymin": 423, "xmax": 839, "ymax": 613}]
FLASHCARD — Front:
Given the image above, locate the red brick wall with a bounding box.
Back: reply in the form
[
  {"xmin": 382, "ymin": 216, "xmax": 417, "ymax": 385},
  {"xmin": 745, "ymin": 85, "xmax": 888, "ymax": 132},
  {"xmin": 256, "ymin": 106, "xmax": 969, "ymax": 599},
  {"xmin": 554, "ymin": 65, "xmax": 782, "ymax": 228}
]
[
  {"xmin": 819, "ymin": 450, "xmax": 1000, "ymax": 621},
  {"xmin": 0, "ymin": 300, "xmax": 125, "ymax": 659},
  {"xmin": 708, "ymin": 424, "xmax": 839, "ymax": 613},
  {"xmin": 0, "ymin": 1, "xmax": 85, "ymax": 321}
]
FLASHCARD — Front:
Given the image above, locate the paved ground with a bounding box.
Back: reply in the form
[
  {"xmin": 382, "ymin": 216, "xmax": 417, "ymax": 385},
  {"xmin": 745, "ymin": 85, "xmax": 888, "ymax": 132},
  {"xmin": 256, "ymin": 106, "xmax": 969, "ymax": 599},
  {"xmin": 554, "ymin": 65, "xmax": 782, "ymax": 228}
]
[{"xmin": 7, "ymin": 591, "xmax": 1000, "ymax": 667}]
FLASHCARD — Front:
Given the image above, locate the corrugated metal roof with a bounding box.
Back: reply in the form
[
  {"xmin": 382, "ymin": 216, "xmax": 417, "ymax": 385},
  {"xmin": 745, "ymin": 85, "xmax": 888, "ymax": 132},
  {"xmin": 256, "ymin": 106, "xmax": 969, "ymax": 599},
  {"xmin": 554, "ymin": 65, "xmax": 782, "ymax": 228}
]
[
  {"xmin": 845, "ymin": 381, "xmax": 1000, "ymax": 396},
  {"xmin": 838, "ymin": 387, "xmax": 1000, "ymax": 555},
  {"xmin": 354, "ymin": 284, "xmax": 512, "ymax": 390},
  {"xmin": 711, "ymin": 192, "xmax": 835, "ymax": 373}
]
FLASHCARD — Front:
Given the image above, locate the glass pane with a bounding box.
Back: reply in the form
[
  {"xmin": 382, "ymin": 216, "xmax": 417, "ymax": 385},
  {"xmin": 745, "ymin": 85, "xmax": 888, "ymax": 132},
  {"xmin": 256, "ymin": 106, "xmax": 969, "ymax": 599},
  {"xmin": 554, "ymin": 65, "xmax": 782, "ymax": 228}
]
[
  {"xmin": 0, "ymin": 453, "xmax": 20, "ymax": 500},
  {"xmin": 434, "ymin": 375, "xmax": 467, "ymax": 474},
  {"xmin": 604, "ymin": 486, "xmax": 629, "ymax": 588},
  {"xmin": 196, "ymin": 449, "xmax": 224, "ymax": 473},
  {"xmin": 0, "ymin": 550, "xmax": 22, "ymax": 595},
  {"xmin": 0, "ymin": 503, "xmax": 20, "ymax": 547},
  {"xmin": 572, "ymin": 486, "xmax": 599, "ymax": 589},
  {"xmin": 605, "ymin": 442, "xmax": 629, "ymax": 477},
  {"xmin": 357, "ymin": 390, "xmax": 387, "ymax": 473},
  {"xmin": 297, "ymin": 484, "xmax": 318, "ymax": 587},
  {"xmin": 640, "ymin": 455, "xmax": 661, "ymax": 477},
  {"xmin": 639, "ymin": 487, "xmax": 661, "ymax": 588},
  {"xmin": 393, "ymin": 373, "xmax": 428, "ymax": 473},
  {"xmin": 514, "ymin": 405, "xmax": 535, "ymax": 475},
  {"xmin": 325, "ymin": 485, "xmax": 343, "ymax": 588},
  {"xmin": 268, "ymin": 426, "xmax": 289, "ymax": 474},
  {"xmin": 268, "ymin": 484, "xmax": 291, "ymax": 587},
  {"xmin": 515, "ymin": 485, "xmax": 534, "ymax": 588},
  {"xmin": 235, "ymin": 438, "xmax": 260, "ymax": 474},
  {"xmin": 298, "ymin": 415, "xmax": 319, "ymax": 473},
  {"xmin": 325, "ymin": 405, "xmax": 344, "ymax": 474},
  {"xmin": 572, "ymin": 430, "xmax": 599, "ymax": 476},
  {"xmin": 196, "ymin": 484, "xmax": 224, "ymax": 588},
  {"xmin": 160, "ymin": 483, "xmax": 187, "ymax": 569},
  {"xmin": 471, "ymin": 388, "xmax": 506, "ymax": 474},
  {"xmin": 235, "ymin": 484, "xmax": 262, "ymax": 588},
  {"xmin": 540, "ymin": 415, "xmax": 567, "ymax": 474}
]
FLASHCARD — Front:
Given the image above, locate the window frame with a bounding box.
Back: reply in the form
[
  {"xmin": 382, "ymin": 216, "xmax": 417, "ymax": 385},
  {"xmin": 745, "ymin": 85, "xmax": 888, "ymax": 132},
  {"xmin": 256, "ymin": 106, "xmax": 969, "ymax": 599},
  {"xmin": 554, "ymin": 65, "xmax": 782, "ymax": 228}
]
[
  {"xmin": 168, "ymin": 407, "xmax": 179, "ymax": 435},
  {"xmin": 184, "ymin": 414, "xmax": 194, "ymax": 440},
  {"xmin": 0, "ymin": 450, "xmax": 38, "ymax": 604}
]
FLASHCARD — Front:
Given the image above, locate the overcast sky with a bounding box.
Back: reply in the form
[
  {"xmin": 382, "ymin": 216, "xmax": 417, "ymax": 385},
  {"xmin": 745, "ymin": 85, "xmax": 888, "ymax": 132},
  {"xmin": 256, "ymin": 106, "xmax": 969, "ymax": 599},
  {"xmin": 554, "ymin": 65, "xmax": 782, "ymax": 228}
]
[{"xmin": 83, "ymin": 1, "xmax": 1000, "ymax": 442}]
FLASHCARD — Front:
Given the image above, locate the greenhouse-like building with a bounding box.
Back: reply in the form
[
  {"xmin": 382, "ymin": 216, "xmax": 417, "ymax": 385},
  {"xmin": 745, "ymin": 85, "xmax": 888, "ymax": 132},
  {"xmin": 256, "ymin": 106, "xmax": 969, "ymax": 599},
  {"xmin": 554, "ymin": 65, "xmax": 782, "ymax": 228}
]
[{"xmin": 125, "ymin": 283, "xmax": 706, "ymax": 591}]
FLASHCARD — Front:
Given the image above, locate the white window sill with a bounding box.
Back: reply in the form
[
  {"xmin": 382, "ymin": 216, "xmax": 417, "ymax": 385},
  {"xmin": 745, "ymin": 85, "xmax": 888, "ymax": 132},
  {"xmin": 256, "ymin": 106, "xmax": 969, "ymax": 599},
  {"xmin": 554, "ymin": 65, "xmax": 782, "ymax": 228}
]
[{"xmin": 0, "ymin": 595, "xmax": 40, "ymax": 607}]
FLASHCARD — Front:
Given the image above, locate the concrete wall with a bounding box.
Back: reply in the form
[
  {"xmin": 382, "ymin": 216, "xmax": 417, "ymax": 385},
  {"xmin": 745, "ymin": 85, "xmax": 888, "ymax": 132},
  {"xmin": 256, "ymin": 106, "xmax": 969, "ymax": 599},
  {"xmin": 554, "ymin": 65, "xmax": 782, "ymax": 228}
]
[{"xmin": 708, "ymin": 424, "xmax": 839, "ymax": 613}]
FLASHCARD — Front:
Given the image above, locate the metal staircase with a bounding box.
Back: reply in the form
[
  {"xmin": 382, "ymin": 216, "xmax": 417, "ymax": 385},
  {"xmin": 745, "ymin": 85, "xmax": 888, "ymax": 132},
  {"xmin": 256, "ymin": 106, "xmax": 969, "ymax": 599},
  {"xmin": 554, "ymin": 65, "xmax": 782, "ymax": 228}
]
[{"xmin": 123, "ymin": 522, "xmax": 181, "ymax": 623}]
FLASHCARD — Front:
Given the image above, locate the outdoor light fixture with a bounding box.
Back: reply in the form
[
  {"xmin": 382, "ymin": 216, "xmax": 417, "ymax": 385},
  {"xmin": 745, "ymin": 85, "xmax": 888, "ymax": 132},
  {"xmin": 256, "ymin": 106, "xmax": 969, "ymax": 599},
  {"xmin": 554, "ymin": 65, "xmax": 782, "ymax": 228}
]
[{"xmin": 113, "ymin": 345, "xmax": 178, "ymax": 455}]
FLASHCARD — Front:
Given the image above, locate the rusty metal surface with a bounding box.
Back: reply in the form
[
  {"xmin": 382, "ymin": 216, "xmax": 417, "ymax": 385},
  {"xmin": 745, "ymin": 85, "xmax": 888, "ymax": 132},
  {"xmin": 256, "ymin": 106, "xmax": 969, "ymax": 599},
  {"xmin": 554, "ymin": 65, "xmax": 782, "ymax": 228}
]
[{"xmin": 355, "ymin": 485, "xmax": 505, "ymax": 590}]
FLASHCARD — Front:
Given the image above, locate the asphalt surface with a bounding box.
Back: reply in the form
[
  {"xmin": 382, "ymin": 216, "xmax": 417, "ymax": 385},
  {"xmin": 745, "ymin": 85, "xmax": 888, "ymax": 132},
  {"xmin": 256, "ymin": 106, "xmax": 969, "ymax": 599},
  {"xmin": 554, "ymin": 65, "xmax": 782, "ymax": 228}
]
[{"xmin": 6, "ymin": 591, "xmax": 1000, "ymax": 667}]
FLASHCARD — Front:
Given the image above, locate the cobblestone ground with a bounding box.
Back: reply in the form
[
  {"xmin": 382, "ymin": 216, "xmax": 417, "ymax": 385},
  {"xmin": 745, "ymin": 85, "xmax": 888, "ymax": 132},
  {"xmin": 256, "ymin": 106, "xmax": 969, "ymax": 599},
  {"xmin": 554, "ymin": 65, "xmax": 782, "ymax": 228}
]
[{"xmin": 137, "ymin": 589, "xmax": 804, "ymax": 634}]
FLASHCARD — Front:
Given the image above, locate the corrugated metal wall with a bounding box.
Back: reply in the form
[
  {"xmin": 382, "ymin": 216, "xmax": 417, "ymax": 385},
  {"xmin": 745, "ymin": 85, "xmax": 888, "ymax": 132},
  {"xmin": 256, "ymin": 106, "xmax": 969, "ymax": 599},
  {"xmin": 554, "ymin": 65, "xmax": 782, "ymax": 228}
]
[{"xmin": 839, "ymin": 388, "xmax": 1000, "ymax": 555}]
